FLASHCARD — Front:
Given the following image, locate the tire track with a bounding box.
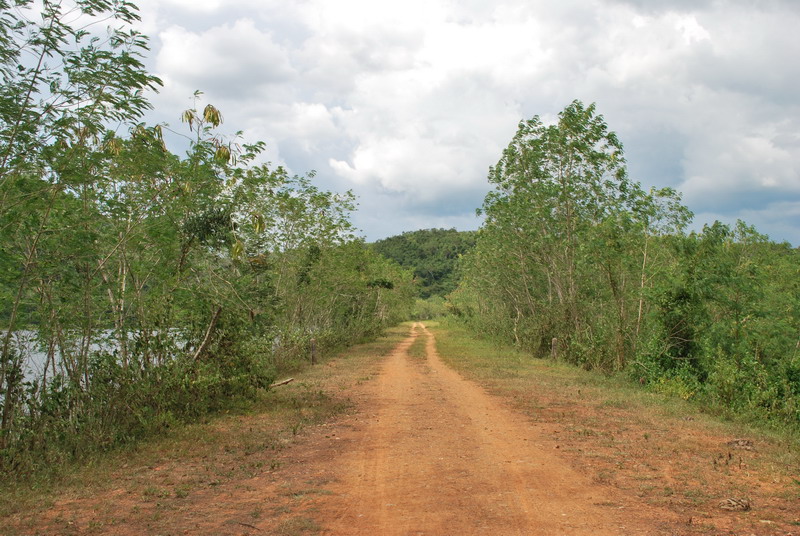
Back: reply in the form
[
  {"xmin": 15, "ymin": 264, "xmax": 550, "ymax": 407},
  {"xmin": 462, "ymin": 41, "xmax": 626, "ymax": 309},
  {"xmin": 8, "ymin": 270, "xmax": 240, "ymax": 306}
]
[{"xmin": 323, "ymin": 323, "xmax": 644, "ymax": 535}]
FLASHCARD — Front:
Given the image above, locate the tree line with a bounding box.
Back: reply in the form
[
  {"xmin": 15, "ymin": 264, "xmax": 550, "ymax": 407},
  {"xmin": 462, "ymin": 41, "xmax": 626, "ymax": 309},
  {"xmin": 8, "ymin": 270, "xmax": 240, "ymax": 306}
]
[
  {"xmin": 450, "ymin": 100, "xmax": 800, "ymax": 429},
  {"xmin": 0, "ymin": 1, "xmax": 413, "ymax": 477}
]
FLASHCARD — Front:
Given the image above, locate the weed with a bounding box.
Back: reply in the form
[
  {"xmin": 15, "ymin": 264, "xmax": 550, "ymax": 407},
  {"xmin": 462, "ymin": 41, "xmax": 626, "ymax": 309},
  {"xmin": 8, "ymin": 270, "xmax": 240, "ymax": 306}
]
[
  {"xmin": 593, "ymin": 470, "xmax": 615, "ymax": 485},
  {"xmin": 281, "ymin": 488, "xmax": 333, "ymax": 500},
  {"xmin": 639, "ymin": 484, "xmax": 656, "ymax": 494},
  {"xmin": 274, "ymin": 516, "xmax": 321, "ymax": 535},
  {"xmin": 600, "ymin": 399, "xmax": 630, "ymax": 409},
  {"xmin": 271, "ymin": 505, "xmax": 292, "ymax": 515},
  {"xmin": 142, "ymin": 486, "xmax": 160, "ymax": 498},
  {"xmin": 683, "ymin": 488, "xmax": 709, "ymax": 504},
  {"xmin": 406, "ymin": 331, "xmax": 428, "ymax": 361}
]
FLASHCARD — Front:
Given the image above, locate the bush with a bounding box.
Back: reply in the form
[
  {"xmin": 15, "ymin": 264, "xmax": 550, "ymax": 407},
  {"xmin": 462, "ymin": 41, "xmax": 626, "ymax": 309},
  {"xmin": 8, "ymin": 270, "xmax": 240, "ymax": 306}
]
[{"xmin": 412, "ymin": 297, "xmax": 448, "ymax": 320}]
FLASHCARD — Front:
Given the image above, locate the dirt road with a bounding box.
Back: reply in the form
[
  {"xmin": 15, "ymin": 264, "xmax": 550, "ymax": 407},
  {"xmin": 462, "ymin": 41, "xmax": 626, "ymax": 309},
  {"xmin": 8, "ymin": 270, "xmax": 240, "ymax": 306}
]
[
  {"xmin": 13, "ymin": 322, "xmax": 795, "ymax": 535},
  {"xmin": 317, "ymin": 322, "xmax": 650, "ymax": 535}
]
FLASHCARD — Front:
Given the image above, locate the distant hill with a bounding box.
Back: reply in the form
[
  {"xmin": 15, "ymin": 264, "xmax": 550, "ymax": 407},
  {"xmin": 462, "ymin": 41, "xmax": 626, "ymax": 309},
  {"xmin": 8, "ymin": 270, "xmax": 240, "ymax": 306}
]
[{"xmin": 372, "ymin": 228, "xmax": 477, "ymax": 298}]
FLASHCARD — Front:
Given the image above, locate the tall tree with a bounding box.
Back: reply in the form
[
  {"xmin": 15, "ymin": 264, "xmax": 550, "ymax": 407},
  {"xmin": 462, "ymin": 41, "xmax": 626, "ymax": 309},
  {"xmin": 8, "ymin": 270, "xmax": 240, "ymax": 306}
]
[
  {"xmin": 454, "ymin": 100, "xmax": 800, "ymax": 429},
  {"xmin": 457, "ymin": 100, "xmax": 690, "ymax": 369},
  {"xmin": 0, "ymin": 4, "xmax": 415, "ymax": 474},
  {"xmin": 0, "ymin": 0, "xmax": 160, "ymax": 442}
]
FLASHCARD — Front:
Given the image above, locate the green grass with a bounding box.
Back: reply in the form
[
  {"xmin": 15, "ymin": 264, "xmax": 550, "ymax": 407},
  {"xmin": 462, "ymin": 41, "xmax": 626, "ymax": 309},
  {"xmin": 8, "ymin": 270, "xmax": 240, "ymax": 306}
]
[
  {"xmin": 272, "ymin": 516, "xmax": 321, "ymax": 535},
  {"xmin": 406, "ymin": 328, "xmax": 428, "ymax": 361}
]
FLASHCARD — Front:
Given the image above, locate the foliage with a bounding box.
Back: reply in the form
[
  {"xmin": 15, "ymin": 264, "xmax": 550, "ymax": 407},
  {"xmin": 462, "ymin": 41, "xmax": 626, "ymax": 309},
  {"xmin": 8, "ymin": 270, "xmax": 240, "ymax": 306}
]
[
  {"xmin": 453, "ymin": 100, "xmax": 800, "ymax": 429},
  {"xmin": 412, "ymin": 296, "xmax": 448, "ymax": 320},
  {"xmin": 372, "ymin": 228, "xmax": 476, "ymax": 298},
  {"xmin": 0, "ymin": 3, "xmax": 413, "ymax": 478}
]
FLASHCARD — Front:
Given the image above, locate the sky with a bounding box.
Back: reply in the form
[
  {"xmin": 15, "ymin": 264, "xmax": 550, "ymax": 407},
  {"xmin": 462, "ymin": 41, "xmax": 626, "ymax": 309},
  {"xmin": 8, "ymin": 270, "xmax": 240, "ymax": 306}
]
[{"xmin": 132, "ymin": 0, "xmax": 800, "ymax": 244}]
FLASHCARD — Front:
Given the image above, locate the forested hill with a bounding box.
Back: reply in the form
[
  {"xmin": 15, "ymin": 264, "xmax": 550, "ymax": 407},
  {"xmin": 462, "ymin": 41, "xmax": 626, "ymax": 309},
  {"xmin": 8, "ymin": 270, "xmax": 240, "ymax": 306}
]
[{"xmin": 371, "ymin": 229, "xmax": 476, "ymax": 298}]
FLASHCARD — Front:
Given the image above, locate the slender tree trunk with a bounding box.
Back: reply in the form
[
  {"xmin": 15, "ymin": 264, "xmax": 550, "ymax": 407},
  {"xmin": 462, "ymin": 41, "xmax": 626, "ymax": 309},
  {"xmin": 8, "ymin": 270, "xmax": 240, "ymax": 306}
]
[
  {"xmin": 0, "ymin": 189, "xmax": 60, "ymax": 442},
  {"xmin": 633, "ymin": 235, "xmax": 649, "ymax": 357},
  {"xmin": 192, "ymin": 306, "xmax": 223, "ymax": 362}
]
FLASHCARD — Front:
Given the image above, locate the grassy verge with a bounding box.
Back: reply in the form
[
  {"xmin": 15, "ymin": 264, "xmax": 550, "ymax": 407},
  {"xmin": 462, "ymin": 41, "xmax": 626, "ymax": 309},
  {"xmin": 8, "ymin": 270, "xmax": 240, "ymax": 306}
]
[
  {"xmin": 0, "ymin": 324, "xmax": 410, "ymax": 529},
  {"xmin": 432, "ymin": 319, "xmax": 800, "ymax": 441},
  {"xmin": 429, "ymin": 318, "xmax": 800, "ymax": 533},
  {"xmin": 406, "ymin": 325, "xmax": 427, "ymax": 362}
]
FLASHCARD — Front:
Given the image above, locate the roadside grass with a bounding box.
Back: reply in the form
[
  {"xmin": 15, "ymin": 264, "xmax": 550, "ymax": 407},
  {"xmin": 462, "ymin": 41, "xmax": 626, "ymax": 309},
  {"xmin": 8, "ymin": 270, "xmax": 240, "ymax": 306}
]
[
  {"xmin": 429, "ymin": 318, "xmax": 800, "ymax": 533},
  {"xmin": 406, "ymin": 325, "xmax": 428, "ymax": 361},
  {"xmin": 272, "ymin": 515, "xmax": 322, "ymax": 535},
  {"xmin": 0, "ymin": 324, "xmax": 410, "ymax": 533},
  {"xmin": 431, "ymin": 319, "xmax": 800, "ymax": 443}
]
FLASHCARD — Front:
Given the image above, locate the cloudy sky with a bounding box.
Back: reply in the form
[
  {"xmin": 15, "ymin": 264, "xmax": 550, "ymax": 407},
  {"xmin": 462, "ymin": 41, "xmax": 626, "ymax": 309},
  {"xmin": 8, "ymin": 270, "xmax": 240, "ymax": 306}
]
[{"xmin": 132, "ymin": 0, "xmax": 800, "ymax": 244}]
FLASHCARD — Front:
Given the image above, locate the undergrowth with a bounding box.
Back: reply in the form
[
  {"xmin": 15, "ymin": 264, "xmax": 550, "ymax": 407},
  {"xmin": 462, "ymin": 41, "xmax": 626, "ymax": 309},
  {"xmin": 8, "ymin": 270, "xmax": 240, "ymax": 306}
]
[
  {"xmin": 0, "ymin": 324, "xmax": 410, "ymax": 521},
  {"xmin": 432, "ymin": 317, "xmax": 800, "ymax": 445}
]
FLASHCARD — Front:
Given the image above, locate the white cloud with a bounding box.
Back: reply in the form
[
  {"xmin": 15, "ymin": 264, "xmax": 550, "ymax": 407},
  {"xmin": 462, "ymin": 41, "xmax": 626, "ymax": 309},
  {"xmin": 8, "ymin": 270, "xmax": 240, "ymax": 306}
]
[
  {"xmin": 158, "ymin": 0, "xmax": 223, "ymax": 11},
  {"xmin": 131, "ymin": 0, "xmax": 800, "ymax": 243},
  {"xmin": 675, "ymin": 14, "xmax": 710, "ymax": 44},
  {"xmin": 156, "ymin": 19, "xmax": 294, "ymax": 97}
]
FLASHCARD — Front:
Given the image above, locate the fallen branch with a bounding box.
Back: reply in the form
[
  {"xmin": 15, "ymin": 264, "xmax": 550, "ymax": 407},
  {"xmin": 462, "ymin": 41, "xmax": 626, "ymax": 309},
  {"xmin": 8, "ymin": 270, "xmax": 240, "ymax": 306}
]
[{"xmin": 270, "ymin": 377, "xmax": 294, "ymax": 388}]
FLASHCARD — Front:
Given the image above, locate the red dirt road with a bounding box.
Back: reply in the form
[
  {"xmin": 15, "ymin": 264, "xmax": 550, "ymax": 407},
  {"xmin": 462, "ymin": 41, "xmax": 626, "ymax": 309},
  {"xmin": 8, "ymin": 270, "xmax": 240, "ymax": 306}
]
[
  {"xmin": 315, "ymin": 323, "xmax": 658, "ymax": 535},
  {"xmin": 19, "ymin": 322, "xmax": 793, "ymax": 535}
]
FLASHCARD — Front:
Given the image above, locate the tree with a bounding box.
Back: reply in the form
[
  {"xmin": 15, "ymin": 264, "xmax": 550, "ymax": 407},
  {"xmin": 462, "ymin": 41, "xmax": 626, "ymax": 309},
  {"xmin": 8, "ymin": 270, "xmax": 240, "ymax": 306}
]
[
  {"xmin": 0, "ymin": 4, "xmax": 415, "ymax": 474},
  {"xmin": 455, "ymin": 100, "xmax": 800, "ymax": 429},
  {"xmin": 0, "ymin": 0, "xmax": 160, "ymax": 446},
  {"xmin": 457, "ymin": 100, "xmax": 690, "ymax": 369}
]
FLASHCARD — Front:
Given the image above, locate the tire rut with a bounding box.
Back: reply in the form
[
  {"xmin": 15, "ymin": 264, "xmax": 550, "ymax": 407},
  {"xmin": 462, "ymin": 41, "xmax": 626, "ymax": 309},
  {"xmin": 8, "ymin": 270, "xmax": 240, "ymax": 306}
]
[{"xmin": 321, "ymin": 323, "xmax": 648, "ymax": 535}]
